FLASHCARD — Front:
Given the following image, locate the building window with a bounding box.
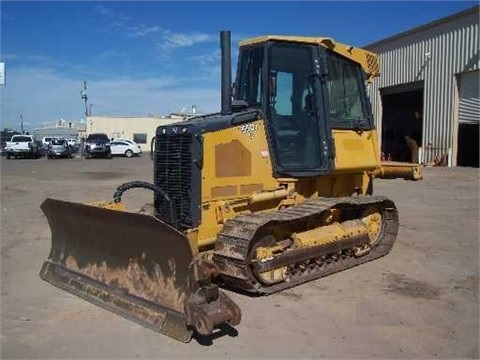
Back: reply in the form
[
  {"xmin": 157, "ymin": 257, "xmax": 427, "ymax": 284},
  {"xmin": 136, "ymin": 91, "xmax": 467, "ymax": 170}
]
[{"xmin": 133, "ymin": 133, "xmax": 147, "ymax": 144}]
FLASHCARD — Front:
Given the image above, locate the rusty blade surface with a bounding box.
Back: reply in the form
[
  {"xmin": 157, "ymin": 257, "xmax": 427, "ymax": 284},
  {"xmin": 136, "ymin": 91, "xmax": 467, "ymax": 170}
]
[{"xmin": 39, "ymin": 198, "xmax": 195, "ymax": 342}]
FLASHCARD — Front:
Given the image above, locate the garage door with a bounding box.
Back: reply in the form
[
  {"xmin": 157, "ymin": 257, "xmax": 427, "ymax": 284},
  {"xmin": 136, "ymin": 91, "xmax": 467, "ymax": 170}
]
[{"xmin": 458, "ymin": 70, "xmax": 479, "ymax": 124}]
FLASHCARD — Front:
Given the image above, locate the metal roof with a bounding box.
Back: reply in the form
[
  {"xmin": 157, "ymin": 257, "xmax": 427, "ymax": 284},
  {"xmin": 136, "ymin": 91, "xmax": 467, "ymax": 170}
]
[{"xmin": 365, "ymin": 5, "xmax": 479, "ymax": 49}]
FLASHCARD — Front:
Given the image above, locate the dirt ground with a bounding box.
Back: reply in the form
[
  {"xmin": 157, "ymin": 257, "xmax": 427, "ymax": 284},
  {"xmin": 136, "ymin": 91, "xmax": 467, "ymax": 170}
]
[{"xmin": 1, "ymin": 155, "xmax": 478, "ymax": 359}]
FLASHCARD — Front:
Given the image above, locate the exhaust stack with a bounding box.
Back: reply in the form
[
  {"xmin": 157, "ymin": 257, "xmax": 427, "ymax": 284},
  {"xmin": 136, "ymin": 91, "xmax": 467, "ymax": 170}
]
[{"xmin": 220, "ymin": 30, "xmax": 232, "ymax": 115}]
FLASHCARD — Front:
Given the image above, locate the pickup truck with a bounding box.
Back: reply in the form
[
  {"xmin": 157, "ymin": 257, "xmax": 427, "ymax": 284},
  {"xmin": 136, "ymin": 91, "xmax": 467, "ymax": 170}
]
[{"xmin": 5, "ymin": 135, "xmax": 40, "ymax": 159}]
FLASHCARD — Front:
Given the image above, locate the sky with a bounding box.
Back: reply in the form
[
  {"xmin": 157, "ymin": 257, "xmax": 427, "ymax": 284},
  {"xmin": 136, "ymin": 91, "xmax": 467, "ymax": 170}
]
[{"xmin": 0, "ymin": 1, "xmax": 477, "ymax": 131}]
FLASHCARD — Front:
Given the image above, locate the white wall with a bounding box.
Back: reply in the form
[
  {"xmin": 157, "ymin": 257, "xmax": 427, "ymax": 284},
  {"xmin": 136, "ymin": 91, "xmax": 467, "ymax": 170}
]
[{"xmin": 86, "ymin": 116, "xmax": 186, "ymax": 151}]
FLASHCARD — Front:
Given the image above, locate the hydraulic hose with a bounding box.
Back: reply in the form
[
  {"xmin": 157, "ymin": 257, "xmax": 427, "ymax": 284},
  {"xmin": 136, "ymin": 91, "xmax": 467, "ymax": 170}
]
[{"xmin": 112, "ymin": 181, "xmax": 176, "ymax": 225}]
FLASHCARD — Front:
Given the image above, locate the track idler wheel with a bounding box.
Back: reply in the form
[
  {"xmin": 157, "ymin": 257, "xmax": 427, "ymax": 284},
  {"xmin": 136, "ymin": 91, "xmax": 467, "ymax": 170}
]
[{"xmin": 250, "ymin": 235, "xmax": 290, "ymax": 286}]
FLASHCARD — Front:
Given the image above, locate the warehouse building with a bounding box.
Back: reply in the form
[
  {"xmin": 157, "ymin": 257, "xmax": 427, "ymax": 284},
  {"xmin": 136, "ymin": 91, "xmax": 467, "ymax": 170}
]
[{"xmin": 366, "ymin": 5, "xmax": 479, "ymax": 167}]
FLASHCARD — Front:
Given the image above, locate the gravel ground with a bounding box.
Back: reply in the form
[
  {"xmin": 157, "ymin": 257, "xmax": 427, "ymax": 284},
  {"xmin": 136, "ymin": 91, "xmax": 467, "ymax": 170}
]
[{"xmin": 1, "ymin": 154, "xmax": 478, "ymax": 359}]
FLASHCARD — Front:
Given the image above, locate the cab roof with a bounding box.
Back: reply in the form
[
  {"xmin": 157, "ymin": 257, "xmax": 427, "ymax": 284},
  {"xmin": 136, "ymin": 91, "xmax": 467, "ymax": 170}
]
[
  {"xmin": 239, "ymin": 35, "xmax": 380, "ymax": 82},
  {"xmin": 240, "ymin": 35, "xmax": 334, "ymax": 47}
]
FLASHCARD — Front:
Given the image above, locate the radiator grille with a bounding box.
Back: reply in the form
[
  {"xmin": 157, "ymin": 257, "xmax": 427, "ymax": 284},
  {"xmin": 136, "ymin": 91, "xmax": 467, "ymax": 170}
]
[{"xmin": 154, "ymin": 134, "xmax": 193, "ymax": 230}]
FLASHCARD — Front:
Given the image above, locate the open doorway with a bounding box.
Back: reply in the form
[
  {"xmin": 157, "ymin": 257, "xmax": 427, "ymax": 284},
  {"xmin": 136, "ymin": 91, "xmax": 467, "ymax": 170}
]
[
  {"xmin": 380, "ymin": 82, "xmax": 424, "ymax": 162},
  {"xmin": 457, "ymin": 123, "xmax": 479, "ymax": 167}
]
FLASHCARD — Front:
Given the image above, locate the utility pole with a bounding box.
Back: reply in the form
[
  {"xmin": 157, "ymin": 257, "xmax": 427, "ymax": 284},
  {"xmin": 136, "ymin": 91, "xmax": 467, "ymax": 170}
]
[
  {"xmin": 20, "ymin": 114, "xmax": 24, "ymax": 134},
  {"xmin": 80, "ymin": 81, "xmax": 88, "ymax": 117},
  {"xmin": 79, "ymin": 81, "xmax": 89, "ymax": 158}
]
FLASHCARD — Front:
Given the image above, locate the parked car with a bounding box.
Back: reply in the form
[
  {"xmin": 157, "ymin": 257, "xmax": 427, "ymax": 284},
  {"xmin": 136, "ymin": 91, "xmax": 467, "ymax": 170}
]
[
  {"xmin": 114, "ymin": 138, "xmax": 141, "ymax": 148},
  {"xmin": 65, "ymin": 138, "xmax": 80, "ymax": 153},
  {"xmin": 42, "ymin": 137, "xmax": 53, "ymax": 147},
  {"xmin": 47, "ymin": 138, "xmax": 73, "ymax": 159},
  {"xmin": 110, "ymin": 140, "xmax": 142, "ymax": 158},
  {"xmin": 85, "ymin": 133, "xmax": 111, "ymax": 159}
]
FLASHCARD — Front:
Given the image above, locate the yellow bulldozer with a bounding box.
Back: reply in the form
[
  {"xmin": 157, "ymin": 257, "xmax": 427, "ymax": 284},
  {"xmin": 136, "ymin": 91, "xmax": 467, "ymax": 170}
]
[{"xmin": 39, "ymin": 31, "xmax": 422, "ymax": 342}]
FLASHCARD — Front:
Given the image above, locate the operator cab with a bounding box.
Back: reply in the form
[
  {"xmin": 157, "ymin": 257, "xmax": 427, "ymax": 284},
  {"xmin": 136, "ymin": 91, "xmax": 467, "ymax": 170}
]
[{"xmin": 234, "ymin": 37, "xmax": 374, "ymax": 177}]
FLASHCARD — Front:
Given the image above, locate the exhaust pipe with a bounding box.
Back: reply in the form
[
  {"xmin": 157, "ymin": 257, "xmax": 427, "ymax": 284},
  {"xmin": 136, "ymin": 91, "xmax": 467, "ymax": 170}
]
[{"xmin": 220, "ymin": 30, "xmax": 232, "ymax": 115}]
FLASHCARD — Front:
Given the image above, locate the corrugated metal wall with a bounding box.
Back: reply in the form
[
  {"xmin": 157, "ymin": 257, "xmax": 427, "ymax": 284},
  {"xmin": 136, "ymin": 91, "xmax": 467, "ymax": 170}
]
[{"xmin": 367, "ymin": 7, "xmax": 479, "ymax": 165}]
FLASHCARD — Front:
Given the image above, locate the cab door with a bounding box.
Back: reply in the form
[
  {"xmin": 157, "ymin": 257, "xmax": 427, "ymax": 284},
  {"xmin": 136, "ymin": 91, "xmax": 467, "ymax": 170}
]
[{"xmin": 265, "ymin": 41, "xmax": 332, "ymax": 177}]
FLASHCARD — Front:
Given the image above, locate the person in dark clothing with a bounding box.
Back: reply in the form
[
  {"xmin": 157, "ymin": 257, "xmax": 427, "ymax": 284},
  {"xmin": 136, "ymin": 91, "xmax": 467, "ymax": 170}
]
[{"xmin": 405, "ymin": 135, "xmax": 419, "ymax": 163}]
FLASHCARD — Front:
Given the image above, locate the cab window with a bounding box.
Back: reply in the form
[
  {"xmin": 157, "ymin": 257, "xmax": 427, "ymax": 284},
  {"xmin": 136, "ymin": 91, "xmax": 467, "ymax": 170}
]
[
  {"xmin": 325, "ymin": 52, "xmax": 370, "ymax": 129},
  {"xmin": 236, "ymin": 46, "xmax": 263, "ymax": 107}
]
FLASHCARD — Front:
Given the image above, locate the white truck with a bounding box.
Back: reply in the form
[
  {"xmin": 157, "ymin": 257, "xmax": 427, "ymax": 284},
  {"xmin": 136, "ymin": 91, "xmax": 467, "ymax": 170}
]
[{"xmin": 5, "ymin": 134, "xmax": 40, "ymax": 159}]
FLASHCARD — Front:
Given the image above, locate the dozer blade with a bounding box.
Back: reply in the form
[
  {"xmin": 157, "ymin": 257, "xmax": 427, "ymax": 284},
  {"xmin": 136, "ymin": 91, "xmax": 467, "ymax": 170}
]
[{"xmin": 39, "ymin": 198, "xmax": 241, "ymax": 342}]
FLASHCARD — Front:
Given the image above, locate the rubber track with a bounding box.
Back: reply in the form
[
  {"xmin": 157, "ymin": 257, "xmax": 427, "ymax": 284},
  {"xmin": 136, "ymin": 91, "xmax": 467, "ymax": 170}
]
[{"xmin": 213, "ymin": 195, "xmax": 399, "ymax": 294}]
